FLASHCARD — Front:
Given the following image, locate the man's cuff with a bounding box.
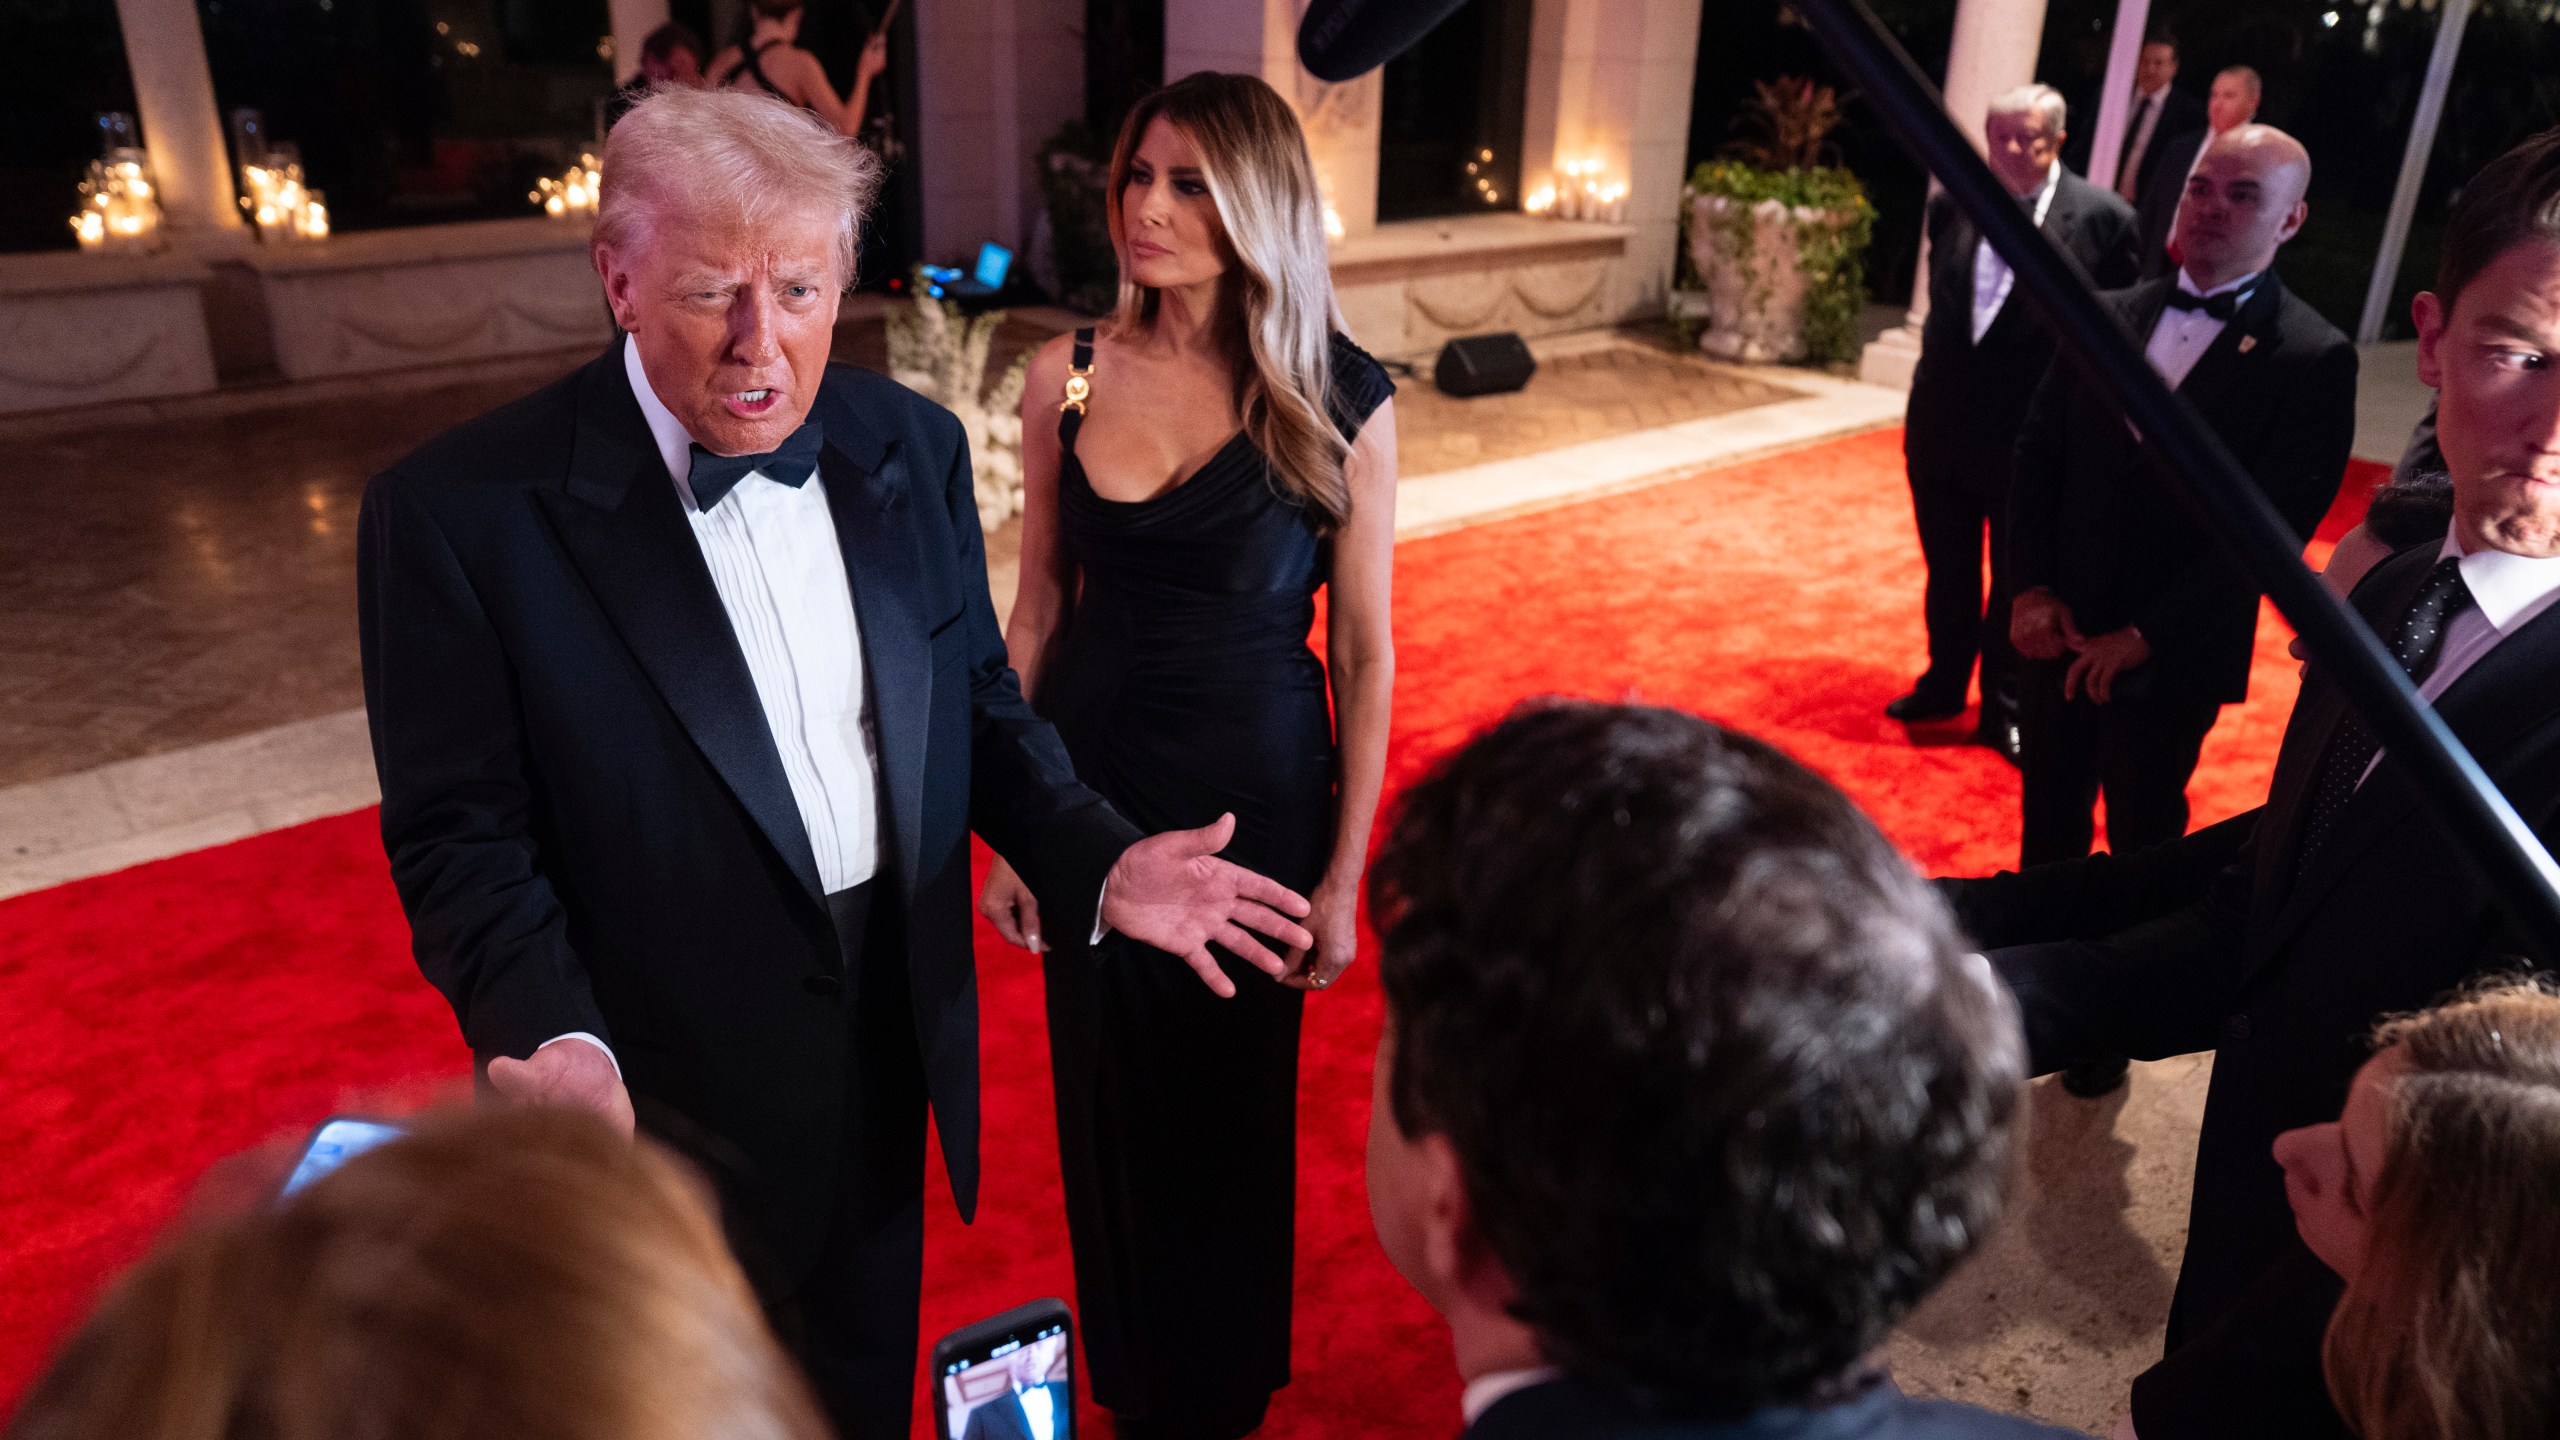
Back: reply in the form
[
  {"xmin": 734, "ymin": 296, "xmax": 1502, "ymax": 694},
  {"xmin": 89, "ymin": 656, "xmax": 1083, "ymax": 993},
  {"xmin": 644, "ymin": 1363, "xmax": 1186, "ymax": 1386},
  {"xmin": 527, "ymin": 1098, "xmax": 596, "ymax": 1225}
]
[
  {"xmin": 537, "ymin": 1032, "xmax": 622, "ymax": 1083},
  {"xmin": 1089, "ymin": 874, "xmax": 1111, "ymax": 945}
]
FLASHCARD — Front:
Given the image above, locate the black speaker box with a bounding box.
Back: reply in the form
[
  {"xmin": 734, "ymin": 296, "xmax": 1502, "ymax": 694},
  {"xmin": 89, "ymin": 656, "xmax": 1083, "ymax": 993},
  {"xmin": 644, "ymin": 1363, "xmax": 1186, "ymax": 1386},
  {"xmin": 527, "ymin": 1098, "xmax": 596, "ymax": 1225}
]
[{"xmin": 1433, "ymin": 332, "xmax": 1536, "ymax": 397}]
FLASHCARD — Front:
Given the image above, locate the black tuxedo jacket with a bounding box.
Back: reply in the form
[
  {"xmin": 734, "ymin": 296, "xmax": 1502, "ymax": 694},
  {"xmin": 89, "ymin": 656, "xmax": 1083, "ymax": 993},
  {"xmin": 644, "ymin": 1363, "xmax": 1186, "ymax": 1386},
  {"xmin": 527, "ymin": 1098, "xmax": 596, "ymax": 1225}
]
[
  {"xmin": 2007, "ymin": 273, "xmax": 2357, "ymax": 705},
  {"xmin": 1463, "ymin": 1377, "xmax": 2080, "ymax": 1440},
  {"xmin": 1977, "ymin": 541, "xmax": 2560, "ymax": 1340},
  {"xmin": 1903, "ymin": 173, "xmax": 2141, "ymax": 493},
  {"xmin": 357, "ymin": 344, "xmax": 1141, "ymax": 1273},
  {"xmin": 959, "ymin": 1383, "xmax": 1066, "ymax": 1440},
  {"xmin": 2132, "ymin": 126, "xmax": 2209, "ymax": 276}
]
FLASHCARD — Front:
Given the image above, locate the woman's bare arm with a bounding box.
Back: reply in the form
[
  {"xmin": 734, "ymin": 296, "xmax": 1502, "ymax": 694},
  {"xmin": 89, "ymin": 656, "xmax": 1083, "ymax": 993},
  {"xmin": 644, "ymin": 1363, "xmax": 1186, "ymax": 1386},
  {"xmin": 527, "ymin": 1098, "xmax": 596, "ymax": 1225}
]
[
  {"xmin": 1005, "ymin": 333, "xmax": 1081, "ymax": 703},
  {"xmin": 1289, "ymin": 395, "xmax": 1397, "ymax": 987}
]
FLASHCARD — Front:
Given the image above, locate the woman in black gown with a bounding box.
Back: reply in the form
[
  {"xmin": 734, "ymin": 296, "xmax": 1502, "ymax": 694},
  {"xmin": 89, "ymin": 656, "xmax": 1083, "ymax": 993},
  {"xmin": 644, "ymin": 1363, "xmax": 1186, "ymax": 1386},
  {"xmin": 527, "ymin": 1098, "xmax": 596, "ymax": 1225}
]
[{"xmin": 978, "ymin": 73, "xmax": 1399, "ymax": 1440}]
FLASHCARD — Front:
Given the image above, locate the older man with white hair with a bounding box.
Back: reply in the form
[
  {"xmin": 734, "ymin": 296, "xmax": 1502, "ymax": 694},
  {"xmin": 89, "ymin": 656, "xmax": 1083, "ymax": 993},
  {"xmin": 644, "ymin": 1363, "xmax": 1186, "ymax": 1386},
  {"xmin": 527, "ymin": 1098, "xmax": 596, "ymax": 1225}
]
[
  {"xmin": 1892, "ymin": 83, "xmax": 2140, "ymax": 753},
  {"xmin": 358, "ymin": 87, "xmax": 1312, "ymax": 1438}
]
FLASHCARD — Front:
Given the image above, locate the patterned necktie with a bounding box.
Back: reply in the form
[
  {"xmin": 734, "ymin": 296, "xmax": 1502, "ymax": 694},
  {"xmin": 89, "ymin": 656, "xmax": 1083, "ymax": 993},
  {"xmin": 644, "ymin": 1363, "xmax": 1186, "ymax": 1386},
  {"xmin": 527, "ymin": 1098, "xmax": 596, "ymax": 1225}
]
[
  {"xmin": 687, "ymin": 422, "xmax": 824, "ymax": 512},
  {"xmin": 2292, "ymin": 557, "xmax": 2476, "ymax": 882},
  {"xmin": 2116, "ymin": 96, "xmax": 2153, "ymax": 201}
]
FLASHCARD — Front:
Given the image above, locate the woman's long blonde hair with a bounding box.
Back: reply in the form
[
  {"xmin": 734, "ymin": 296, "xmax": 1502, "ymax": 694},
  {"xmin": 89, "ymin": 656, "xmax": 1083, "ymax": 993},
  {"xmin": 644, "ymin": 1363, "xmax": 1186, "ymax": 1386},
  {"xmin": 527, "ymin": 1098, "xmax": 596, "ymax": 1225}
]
[
  {"xmin": 1106, "ymin": 72, "xmax": 1351, "ymax": 528},
  {"xmin": 2322, "ymin": 976, "xmax": 2560, "ymax": 1440}
]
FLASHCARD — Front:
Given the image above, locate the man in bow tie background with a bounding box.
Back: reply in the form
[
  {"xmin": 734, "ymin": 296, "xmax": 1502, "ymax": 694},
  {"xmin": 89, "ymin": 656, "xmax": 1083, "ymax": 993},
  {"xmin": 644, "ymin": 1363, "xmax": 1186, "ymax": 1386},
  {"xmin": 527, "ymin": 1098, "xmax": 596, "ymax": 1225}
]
[
  {"xmin": 2005, "ymin": 124, "xmax": 2356, "ymax": 943},
  {"xmin": 357, "ymin": 86, "xmax": 1311, "ymax": 1440}
]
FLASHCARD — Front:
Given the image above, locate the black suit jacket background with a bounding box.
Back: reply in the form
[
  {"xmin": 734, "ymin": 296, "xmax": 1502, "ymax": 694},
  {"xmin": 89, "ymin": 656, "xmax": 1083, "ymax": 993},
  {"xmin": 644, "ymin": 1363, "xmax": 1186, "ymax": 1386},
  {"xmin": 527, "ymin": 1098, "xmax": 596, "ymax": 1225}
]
[
  {"xmin": 1903, "ymin": 172, "xmax": 2141, "ymax": 494},
  {"xmin": 2132, "ymin": 126, "xmax": 2209, "ymax": 276},
  {"xmin": 358, "ymin": 346, "xmax": 1141, "ymax": 1276},
  {"xmin": 959, "ymin": 1383, "xmax": 1067, "ymax": 1440},
  {"xmin": 2007, "ymin": 273, "xmax": 2357, "ymax": 705},
  {"xmin": 1980, "ymin": 542, "xmax": 2560, "ymax": 1340}
]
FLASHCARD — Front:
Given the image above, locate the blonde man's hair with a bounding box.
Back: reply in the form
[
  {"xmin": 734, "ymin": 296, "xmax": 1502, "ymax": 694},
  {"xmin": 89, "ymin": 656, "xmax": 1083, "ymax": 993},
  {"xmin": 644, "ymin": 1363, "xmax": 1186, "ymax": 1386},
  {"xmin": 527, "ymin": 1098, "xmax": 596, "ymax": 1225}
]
[
  {"xmin": 1106, "ymin": 72, "xmax": 1355, "ymax": 529},
  {"xmin": 1988, "ymin": 83, "xmax": 2067, "ymax": 136},
  {"xmin": 598, "ymin": 84, "xmax": 881, "ymax": 286},
  {"xmin": 2323, "ymin": 975, "xmax": 2560, "ymax": 1440},
  {"xmin": 8, "ymin": 1108, "xmax": 830, "ymax": 1440}
]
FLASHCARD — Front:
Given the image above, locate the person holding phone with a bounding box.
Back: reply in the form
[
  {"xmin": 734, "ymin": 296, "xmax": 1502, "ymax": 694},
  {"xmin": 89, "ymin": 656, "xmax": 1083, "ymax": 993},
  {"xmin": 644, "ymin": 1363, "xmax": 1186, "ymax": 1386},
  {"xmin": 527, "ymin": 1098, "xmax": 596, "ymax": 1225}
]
[
  {"xmin": 709, "ymin": 0, "xmax": 889, "ymax": 140},
  {"xmin": 976, "ymin": 71, "xmax": 1398, "ymax": 1440}
]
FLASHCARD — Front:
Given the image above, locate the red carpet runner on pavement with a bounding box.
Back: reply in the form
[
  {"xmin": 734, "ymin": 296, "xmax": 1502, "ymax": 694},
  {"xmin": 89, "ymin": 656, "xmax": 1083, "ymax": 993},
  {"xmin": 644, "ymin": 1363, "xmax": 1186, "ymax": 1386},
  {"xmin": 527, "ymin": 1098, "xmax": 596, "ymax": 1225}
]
[{"xmin": 0, "ymin": 429, "xmax": 2382, "ymax": 1435}]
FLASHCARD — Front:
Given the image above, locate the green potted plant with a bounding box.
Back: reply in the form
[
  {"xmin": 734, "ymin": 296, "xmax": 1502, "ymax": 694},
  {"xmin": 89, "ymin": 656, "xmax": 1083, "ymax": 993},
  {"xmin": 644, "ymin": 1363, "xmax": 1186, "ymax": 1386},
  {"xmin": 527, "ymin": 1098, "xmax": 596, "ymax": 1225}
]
[{"xmin": 1685, "ymin": 77, "xmax": 1875, "ymax": 366}]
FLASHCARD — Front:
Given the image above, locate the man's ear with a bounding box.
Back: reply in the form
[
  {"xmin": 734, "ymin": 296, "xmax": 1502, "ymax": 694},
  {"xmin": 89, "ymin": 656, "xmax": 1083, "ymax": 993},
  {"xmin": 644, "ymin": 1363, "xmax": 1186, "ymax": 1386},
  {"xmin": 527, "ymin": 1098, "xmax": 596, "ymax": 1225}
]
[
  {"xmin": 1419, "ymin": 1134, "xmax": 1520, "ymax": 1315},
  {"xmin": 2414, "ymin": 290, "xmax": 2449, "ymax": 388},
  {"xmin": 595, "ymin": 243, "xmax": 640, "ymax": 333},
  {"xmin": 2276, "ymin": 198, "xmax": 2309, "ymax": 246}
]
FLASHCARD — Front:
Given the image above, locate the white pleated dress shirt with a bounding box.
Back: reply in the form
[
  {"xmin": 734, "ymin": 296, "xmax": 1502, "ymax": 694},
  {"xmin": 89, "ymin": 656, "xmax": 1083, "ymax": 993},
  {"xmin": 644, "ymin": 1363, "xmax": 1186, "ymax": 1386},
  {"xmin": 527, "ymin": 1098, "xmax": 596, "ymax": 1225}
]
[
  {"xmin": 2144, "ymin": 269, "xmax": 2259, "ymax": 390},
  {"xmin": 1971, "ymin": 160, "xmax": 2062, "ymax": 343},
  {"xmin": 536, "ymin": 339, "xmax": 886, "ymax": 1073}
]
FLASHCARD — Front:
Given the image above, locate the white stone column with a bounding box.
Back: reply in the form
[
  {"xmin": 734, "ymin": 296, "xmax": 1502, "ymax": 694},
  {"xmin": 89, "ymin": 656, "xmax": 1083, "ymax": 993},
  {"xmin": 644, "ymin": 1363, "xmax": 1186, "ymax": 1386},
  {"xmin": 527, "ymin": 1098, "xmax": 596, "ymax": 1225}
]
[
  {"xmin": 111, "ymin": 0, "xmax": 242, "ymax": 242},
  {"xmin": 1856, "ymin": 0, "xmax": 2047, "ymax": 389},
  {"xmin": 914, "ymin": 0, "xmax": 1082, "ymax": 261},
  {"xmin": 1519, "ymin": 0, "xmax": 1700, "ymax": 318},
  {"xmin": 607, "ymin": 0, "xmax": 673, "ymax": 85}
]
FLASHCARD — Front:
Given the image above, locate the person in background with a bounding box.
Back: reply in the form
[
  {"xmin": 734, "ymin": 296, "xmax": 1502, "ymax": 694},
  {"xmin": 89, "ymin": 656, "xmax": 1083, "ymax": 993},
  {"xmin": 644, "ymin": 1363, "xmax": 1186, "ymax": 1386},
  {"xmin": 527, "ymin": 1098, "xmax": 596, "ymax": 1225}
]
[
  {"xmin": 1364, "ymin": 700, "xmax": 2079, "ymax": 1440},
  {"xmin": 978, "ymin": 71, "xmax": 1398, "ymax": 1440},
  {"xmin": 711, "ymin": 0, "xmax": 890, "ymax": 140},
  {"xmin": 1957, "ymin": 125, "xmax": 2560, "ymax": 1439},
  {"xmin": 1891, "ymin": 83, "xmax": 2140, "ymax": 762},
  {"xmin": 5, "ymin": 1109, "xmax": 830, "ymax": 1440},
  {"xmin": 2137, "ymin": 66, "xmax": 2263, "ymax": 275},
  {"xmin": 2317, "ymin": 467, "xmax": 2456, "ymax": 604},
  {"xmin": 2269, "ymin": 977, "xmax": 2560, "ymax": 1440},
  {"xmin": 606, "ymin": 23, "xmax": 709, "ymax": 130},
  {"xmin": 2112, "ymin": 38, "xmax": 2205, "ymax": 208},
  {"xmin": 2007, "ymin": 123, "xmax": 2354, "ymax": 883}
]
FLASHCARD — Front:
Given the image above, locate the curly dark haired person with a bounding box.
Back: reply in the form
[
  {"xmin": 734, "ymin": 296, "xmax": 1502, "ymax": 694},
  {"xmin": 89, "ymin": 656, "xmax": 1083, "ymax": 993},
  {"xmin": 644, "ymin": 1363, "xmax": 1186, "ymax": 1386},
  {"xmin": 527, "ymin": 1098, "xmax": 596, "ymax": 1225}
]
[{"xmin": 1361, "ymin": 700, "xmax": 2076, "ymax": 1439}]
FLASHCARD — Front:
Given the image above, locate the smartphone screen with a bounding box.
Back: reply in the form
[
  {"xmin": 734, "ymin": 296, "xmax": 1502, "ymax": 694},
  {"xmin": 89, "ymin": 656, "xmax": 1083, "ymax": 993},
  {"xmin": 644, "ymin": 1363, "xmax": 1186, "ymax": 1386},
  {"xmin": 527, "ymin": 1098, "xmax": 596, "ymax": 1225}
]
[
  {"xmin": 936, "ymin": 1309, "xmax": 1072, "ymax": 1440},
  {"xmin": 278, "ymin": 1117, "xmax": 407, "ymax": 1199}
]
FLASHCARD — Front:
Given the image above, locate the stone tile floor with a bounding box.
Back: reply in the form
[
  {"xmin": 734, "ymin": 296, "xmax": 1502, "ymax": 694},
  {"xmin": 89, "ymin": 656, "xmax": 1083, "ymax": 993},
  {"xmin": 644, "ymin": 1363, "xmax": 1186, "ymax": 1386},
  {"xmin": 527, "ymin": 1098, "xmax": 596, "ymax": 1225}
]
[{"xmin": 0, "ymin": 318, "xmax": 1796, "ymax": 792}]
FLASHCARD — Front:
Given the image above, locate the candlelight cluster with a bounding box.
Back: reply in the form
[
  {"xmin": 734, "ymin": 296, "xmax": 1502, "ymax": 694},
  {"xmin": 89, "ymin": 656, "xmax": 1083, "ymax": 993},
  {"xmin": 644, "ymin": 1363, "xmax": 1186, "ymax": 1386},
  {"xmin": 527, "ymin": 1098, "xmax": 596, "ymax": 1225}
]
[
  {"xmin": 241, "ymin": 156, "xmax": 330, "ymax": 241},
  {"xmin": 1526, "ymin": 158, "xmax": 1629, "ymax": 223},
  {"xmin": 70, "ymin": 151, "xmax": 163, "ymax": 253},
  {"xmin": 1463, "ymin": 147, "xmax": 1503, "ymax": 206},
  {"xmin": 532, "ymin": 155, "xmax": 603, "ymax": 219}
]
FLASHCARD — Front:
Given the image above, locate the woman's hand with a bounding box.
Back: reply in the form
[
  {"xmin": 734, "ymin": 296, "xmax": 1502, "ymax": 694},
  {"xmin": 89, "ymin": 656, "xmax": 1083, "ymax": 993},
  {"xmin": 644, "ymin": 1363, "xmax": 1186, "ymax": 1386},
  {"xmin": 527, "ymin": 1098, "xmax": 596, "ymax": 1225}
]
[
  {"xmin": 856, "ymin": 32, "xmax": 889, "ymax": 83},
  {"xmin": 979, "ymin": 857, "xmax": 1046, "ymax": 952},
  {"xmin": 1279, "ymin": 877, "xmax": 1361, "ymax": 992}
]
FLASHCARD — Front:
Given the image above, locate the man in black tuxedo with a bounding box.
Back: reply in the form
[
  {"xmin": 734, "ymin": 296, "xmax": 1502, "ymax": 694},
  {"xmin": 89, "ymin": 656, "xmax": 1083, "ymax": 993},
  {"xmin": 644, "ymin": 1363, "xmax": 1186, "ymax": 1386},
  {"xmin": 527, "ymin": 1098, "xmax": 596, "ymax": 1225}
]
[
  {"xmin": 960, "ymin": 1340, "xmax": 1068, "ymax": 1440},
  {"xmin": 2008, "ymin": 123, "xmax": 2356, "ymax": 876},
  {"xmin": 2131, "ymin": 66, "xmax": 2262, "ymax": 277},
  {"xmin": 1892, "ymin": 84, "xmax": 2141, "ymax": 750},
  {"xmin": 1362, "ymin": 701, "xmax": 2080, "ymax": 1440},
  {"xmin": 1955, "ymin": 129, "xmax": 2560, "ymax": 1438},
  {"xmin": 357, "ymin": 88, "xmax": 1311, "ymax": 1440}
]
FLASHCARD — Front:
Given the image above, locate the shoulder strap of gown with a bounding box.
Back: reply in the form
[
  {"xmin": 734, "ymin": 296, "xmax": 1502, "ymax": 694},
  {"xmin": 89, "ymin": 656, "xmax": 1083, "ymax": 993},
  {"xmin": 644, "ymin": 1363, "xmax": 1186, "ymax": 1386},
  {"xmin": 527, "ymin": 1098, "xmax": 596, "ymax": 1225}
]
[{"xmin": 1056, "ymin": 327, "xmax": 1096, "ymax": 452}]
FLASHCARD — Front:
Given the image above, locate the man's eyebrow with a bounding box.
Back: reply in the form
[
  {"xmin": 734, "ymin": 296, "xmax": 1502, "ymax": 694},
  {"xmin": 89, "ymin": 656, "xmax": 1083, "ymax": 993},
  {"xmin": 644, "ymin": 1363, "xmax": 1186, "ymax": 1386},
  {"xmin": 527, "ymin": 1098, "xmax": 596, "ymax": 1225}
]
[{"xmin": 2472, "ymin": 312, "xmax": 2560, "ymax": 348}]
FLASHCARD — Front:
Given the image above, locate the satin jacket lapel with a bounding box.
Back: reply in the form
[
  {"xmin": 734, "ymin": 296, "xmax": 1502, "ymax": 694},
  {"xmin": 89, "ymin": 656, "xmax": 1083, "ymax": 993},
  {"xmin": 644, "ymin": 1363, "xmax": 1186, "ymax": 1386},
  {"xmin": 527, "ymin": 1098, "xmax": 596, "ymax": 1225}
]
[
  {"xmin": 818, "ymin": 425, "xmax": 931, "ymax": 900},
  {"xmin": 535, "ymin": 351, "xmax": 826, "ymax": 906}
]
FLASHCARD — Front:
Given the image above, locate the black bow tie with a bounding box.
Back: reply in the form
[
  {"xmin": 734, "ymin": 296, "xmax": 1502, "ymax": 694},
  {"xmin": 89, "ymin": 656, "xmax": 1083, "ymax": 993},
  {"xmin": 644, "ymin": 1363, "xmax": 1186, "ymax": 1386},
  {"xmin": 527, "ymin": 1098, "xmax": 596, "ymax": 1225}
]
[
  {"xmin": 2164, "ymin": 285, "xmax": 2252, "ymax": 321},
  {"xmin": 687, "ymin": 422, "xmax": 824, "ymax": 512}
]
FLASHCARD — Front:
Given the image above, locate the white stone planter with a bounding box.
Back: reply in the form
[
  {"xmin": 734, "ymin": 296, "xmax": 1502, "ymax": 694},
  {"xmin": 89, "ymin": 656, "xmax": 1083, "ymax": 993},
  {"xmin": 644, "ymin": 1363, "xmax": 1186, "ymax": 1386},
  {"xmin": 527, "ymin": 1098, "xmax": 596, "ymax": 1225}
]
[{"xmin": 1688, "ymin": 193, "xmax": 1858, "ymax": 365}]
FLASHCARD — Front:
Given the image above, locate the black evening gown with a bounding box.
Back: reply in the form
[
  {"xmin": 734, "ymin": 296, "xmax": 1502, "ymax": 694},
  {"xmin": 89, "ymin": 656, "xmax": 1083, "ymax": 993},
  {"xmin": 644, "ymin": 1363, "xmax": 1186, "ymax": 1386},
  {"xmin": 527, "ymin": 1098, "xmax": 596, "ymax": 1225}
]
[{"xmin": 1036, "ymin": 327, "xmax": 1393, "ymax": 1437}]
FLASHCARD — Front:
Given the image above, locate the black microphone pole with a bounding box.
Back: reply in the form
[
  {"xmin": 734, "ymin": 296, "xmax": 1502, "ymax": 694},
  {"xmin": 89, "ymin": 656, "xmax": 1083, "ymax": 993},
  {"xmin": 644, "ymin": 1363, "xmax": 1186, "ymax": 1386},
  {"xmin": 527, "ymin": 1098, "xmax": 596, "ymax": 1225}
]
[{"xmin": 1787, "ymin": 0, "xmax": 2560, "ymax": 959}]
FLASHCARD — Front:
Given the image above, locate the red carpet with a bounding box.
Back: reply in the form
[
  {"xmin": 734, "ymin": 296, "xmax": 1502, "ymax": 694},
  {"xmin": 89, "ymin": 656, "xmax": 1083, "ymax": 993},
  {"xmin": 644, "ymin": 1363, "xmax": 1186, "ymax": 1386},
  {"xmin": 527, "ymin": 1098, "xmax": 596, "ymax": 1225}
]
[{"xmin": 0, "ymin": 429, "xmax": 2382, "ymax": 1434}]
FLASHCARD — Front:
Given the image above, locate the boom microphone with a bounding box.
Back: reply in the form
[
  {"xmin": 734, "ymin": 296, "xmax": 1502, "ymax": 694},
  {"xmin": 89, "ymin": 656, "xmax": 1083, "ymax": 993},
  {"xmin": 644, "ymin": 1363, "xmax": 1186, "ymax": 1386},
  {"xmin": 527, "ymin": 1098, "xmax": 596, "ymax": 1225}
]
[{"xmin": 1296, "ymin": 0, "xmax": 1475, "ymax": 81}]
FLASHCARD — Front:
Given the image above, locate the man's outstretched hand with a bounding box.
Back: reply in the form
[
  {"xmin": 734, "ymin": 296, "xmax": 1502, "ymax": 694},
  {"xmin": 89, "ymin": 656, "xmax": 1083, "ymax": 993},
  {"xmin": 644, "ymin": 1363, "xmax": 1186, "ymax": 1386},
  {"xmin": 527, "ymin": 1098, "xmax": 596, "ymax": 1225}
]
[
  {"xmin": 1101, "ymin": 814, "xmax": 1315, "ymax": 997},
  {"xmin": 486, "ymin": 1037, "xmax": 635, "ymax": 1138}
]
